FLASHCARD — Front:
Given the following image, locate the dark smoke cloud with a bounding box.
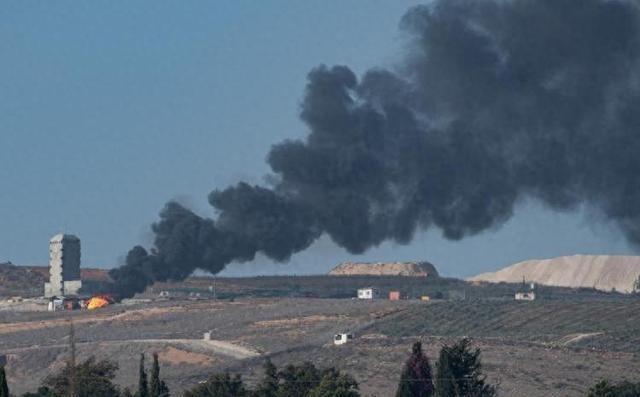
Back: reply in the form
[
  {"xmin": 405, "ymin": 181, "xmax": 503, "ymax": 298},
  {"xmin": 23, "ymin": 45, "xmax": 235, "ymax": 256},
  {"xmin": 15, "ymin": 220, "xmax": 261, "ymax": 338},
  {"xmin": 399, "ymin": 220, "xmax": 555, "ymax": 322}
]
[{"xmin": 110, "ymin": 0, "xmax": 640, "ymax": 297}]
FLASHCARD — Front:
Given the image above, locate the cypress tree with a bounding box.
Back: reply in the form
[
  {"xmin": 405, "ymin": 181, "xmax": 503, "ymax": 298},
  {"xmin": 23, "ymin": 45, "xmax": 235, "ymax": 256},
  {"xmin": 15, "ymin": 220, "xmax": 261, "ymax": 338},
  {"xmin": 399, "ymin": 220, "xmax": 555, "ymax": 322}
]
[
  {"xmin": 395, "ymin": 341, "xmax": 434, "ymax": 397},
  {"xmin": 254, "ymin": 359, "xmax": 279, "ymax": 397},
  {"xmin": 150, "ymin": 353, "xmax": 160, "ymax": 397},
  {"xmin": 137, "ymin": 353, "xmax": 149, "ymax": 397},
  {"xmin": 434, "ymin": 338, "xmax": 496, "ymax": 397},
  {"xmin": 0, "ymin": 365, "xmax": 9, "ymax": 397},
  {"xmin": 434, "ymin": 346, "xmax": 456, "ymax": 397},
  {"xmin": 150, "ymin": 353, "xmax": 169, "ymax": 397}
]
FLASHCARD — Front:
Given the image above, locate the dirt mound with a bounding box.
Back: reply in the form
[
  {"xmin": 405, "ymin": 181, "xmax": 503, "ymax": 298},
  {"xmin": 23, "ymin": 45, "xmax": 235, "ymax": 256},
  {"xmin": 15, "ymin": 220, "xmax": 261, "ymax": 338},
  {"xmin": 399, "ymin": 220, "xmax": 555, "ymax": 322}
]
[
  {"xmin": 469, "ymin": 255, "xmax": 640, "ymax": 293},
  {"xmin": 329, "ymin": 261, "xmax": 438, "ymax": 277},
  {"xmin": 159, "ymin": 346, "xmax": 214, "ymax": 366}
]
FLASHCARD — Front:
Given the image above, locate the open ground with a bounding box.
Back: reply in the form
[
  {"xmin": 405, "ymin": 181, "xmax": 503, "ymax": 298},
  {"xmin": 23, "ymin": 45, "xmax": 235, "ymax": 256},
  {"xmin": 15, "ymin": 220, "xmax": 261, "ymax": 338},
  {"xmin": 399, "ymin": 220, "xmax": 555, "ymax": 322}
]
[{"xmin": 1, "ymin": 280, "xmax": 640, "ymax": 396}]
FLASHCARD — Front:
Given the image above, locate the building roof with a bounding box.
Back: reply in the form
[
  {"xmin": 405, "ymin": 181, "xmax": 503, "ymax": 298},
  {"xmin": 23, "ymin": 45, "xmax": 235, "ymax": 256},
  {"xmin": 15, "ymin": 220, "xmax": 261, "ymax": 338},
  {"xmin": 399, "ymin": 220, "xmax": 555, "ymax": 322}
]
[{"xmin": 50, "ymin": 234, "xmax": 80, "ymax": 243}]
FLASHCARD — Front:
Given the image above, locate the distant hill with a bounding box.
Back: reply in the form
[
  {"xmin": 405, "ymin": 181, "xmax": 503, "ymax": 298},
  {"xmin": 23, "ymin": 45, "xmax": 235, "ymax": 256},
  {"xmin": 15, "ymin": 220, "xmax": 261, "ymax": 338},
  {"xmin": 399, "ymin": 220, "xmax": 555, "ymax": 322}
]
[
  {"xmin": 0, "ymin": 263, "xmax": 112, "ymax": 297},
  {"xmin": 0, "ymin": 262, "xmax": 45, "ymax": 297},
  {"xmin": 329, "ymin": 261, "xmax": 439, "ymax": 277},
  {"xmin": 469, "ymin": 255, "xmax": 640, "ymax": 293},
  {"xmin": 21, "ymin": 265, "xmax": 112, "ymax": 282}
]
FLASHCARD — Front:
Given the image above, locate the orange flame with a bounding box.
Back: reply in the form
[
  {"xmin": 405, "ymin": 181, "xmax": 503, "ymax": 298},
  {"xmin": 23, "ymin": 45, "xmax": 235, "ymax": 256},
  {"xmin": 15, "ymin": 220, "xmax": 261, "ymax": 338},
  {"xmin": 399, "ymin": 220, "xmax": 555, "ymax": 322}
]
[{"xmin": 86, "ymin": 295, "xmax": 112, "ymax": 310}]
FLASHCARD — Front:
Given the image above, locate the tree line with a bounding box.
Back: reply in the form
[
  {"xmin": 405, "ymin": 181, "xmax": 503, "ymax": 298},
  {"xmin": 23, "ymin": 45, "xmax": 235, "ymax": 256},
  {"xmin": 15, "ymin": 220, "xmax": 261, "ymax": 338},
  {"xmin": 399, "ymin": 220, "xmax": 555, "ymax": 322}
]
[{"xmin": 0, "ymin": 338, "xmax": 637, "ymax": 396}]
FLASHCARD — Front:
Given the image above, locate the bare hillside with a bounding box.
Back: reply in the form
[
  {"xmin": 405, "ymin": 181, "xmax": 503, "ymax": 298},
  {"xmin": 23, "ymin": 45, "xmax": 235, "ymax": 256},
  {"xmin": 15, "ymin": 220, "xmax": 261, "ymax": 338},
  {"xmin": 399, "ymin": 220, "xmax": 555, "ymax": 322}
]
[
  {"xmin": 0, "ymin": 264, "xmax": 112, "ymax": 297},
  {"xmin": 329, "ymin": 261, "xmax": 439, "ymax": 277},
  {"xmin": 469, "ymin": 255, "xmax": 640, "ymax": 293},
  {"xmin": 2, "ymin": 297, "xmax": 640, "ymax": 396}
]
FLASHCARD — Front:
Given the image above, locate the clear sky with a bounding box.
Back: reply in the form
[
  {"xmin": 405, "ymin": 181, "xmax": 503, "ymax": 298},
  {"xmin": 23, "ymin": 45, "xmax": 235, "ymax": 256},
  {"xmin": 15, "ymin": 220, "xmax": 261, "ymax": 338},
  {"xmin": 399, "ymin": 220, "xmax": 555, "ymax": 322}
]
[{"xmin": 0, "ymin": 1, "xmax": 635, "ymax": 278}]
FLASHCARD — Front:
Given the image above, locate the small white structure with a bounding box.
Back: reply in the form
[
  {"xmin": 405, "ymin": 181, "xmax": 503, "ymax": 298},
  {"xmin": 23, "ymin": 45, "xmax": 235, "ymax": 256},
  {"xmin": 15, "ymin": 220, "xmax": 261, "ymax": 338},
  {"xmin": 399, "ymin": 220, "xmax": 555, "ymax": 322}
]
[
  {"xmin": 47, "ymin": 298, "xmax": 64, "ymax": 312},
  {"xmin": 515, "ymin": 291, "xmax": 536, "ymax": 301},
  {"xmin": 515, "ymin": 276, "xmax": 536, "ymax": 301},
  {"xmin": 334, "ymin": 332, "xmax": 354, "ymax": 345},
  {"xmin": 203, "ymin": 331, "xmax": 212, "ymax": 341},
  {"xmin": 357, "ymin": 287, "xmax": 380, "ymax": 299}
]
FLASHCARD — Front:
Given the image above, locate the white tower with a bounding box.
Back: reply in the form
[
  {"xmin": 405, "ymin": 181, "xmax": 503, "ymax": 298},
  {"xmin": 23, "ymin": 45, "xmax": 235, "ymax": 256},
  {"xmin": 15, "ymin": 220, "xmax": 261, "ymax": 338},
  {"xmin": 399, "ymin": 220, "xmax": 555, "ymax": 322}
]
[{"xmin": 44, "ymin": 234, "xmax": 82, "ymax": 297}]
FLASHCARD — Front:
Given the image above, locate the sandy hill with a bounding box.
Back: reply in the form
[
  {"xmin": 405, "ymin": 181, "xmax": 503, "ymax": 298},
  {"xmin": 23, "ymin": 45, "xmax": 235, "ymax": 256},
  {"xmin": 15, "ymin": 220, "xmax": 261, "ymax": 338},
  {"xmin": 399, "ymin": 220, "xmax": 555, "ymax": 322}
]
[
  {"xmin": 469, "ymin": 255, "xmax": 640, "ymax": 293},
  {"xmin": 329, "ymin": 261, "xmax": 439, "ymax": 277}
]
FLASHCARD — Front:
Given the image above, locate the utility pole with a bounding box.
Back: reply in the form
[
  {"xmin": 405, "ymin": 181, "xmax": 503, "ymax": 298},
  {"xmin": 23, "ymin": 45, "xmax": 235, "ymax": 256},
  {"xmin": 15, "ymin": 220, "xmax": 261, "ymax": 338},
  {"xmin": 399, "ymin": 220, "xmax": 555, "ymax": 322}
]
[
  {"xmin": 209, "ymin": 276, "xmax": 216, "ymax": 300},
  {"xmin": 68, "ymin": 321, "xmax": 77, "ymax": 397}
]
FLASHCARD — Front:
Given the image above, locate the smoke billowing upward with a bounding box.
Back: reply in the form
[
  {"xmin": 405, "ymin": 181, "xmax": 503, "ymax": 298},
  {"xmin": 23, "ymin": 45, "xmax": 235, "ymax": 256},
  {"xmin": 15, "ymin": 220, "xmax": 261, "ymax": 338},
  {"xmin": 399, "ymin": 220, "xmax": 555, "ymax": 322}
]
[{"xmin": 110, "ymin": 0, "xmax": 640, "ymax": 297}]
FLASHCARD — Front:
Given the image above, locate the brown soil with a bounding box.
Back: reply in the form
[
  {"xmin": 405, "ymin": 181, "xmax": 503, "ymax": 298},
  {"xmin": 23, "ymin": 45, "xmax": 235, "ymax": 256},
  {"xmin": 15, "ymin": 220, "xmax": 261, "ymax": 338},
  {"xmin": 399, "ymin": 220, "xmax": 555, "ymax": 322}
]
[
  {"xmin": 159, "ymin": 347, "xmax": 214, "ymax": 366},
  {"xmin": 252, "ymin": 315, "xmax": 345, "ymax": 328}
]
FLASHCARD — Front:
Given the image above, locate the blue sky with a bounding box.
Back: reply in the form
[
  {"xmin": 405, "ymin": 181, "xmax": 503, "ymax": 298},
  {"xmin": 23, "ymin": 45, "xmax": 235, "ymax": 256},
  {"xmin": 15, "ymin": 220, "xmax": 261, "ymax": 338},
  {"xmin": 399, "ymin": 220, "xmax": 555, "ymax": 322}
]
[{"xmin": 0, "ymin": 1, "xmax": 635, "ymax": 277}]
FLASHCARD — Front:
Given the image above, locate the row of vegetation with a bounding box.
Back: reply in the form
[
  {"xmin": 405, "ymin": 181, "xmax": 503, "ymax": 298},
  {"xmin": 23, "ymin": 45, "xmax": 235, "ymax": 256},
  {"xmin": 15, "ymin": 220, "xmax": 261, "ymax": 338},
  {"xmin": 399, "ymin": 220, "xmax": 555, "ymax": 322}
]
[
  {"xmin": 372, "ymin": 299, "xmax": 640, "ymax": 354},
  {"xmin": 155, "ymin": 274, "xmax": 636, "ymax": 301},
  {"xmin": 0, "ymin": 338, "xmax": 636, "ymax": 397}
]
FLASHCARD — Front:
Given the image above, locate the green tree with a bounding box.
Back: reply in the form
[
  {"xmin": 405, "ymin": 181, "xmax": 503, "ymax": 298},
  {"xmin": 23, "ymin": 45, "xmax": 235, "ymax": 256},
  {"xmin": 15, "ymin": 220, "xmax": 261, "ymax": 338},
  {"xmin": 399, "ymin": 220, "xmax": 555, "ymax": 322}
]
[
  {"xmin": 21, "ymin": 386, "xmax": 60, "ymax": 397},
  {"xmin": 137, "ymin": 354, "xmax": 149, "ymax": 397},
  {"xmin": 396, "ymin": 341, "xmax": 434, "ymax": 397},
  {"xmin": 434, "ymin": 338, "xmax": 496, "ymax": 397},
  {"xmin": 183, "ymin": 372, "xmax": 247, "ymax": 397},
  {"xmin": 588, "ymin": 379, "xmax": 640, "ymax": 397},
  {"xmin": 122, "ymin": 388, "xmax": 134, "ymax": 397},
  {"xmin": 149, "ymin": 353, "xmax": 169, "ymax": 397},
  {"xmin": 277, "ymin": 362, "xmax": 321, "ymax": 397},
  {"xmin": 0, "ymin": 365, "xmax": 9, "ymax": 397},
  {"xmin": 434, "ymin": 345, "xmax": 456, "ymax": 397},
  {"xmin": 43, "ymin": 356, "xmax": 120, "ymax": 397},
  {"xmin": 308, "ymin": 368, "xmax": 359, "ymax": 397},
  {"xmin": 254, "ymin": 360, "xmax": 279, "ymax": 397},
  {"xmin": 588, "ymin": 380, "xmax": 617, "ymax": 397}
]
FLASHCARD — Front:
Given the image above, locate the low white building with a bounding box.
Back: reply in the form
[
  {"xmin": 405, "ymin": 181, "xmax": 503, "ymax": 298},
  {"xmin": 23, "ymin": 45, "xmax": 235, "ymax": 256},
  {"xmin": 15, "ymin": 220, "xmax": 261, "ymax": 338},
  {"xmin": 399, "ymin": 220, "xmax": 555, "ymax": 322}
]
[
  {"xmin": 515, "ymin": 279, "xmax": 536, "ymax": 301},
  {"xmin": 334, "ymin": 332, "xmax": 354, "ymax": 345},
  {"xmin": 47, "ymin": 298, "xmax": 64, "ymax": 312},
  {"xmin": 357, "ymin": 287, "xmax": 380, "ymax": 299},
  {"xmin": 515, "ymin": 291, "xmax": 536, "ymax": 301}
]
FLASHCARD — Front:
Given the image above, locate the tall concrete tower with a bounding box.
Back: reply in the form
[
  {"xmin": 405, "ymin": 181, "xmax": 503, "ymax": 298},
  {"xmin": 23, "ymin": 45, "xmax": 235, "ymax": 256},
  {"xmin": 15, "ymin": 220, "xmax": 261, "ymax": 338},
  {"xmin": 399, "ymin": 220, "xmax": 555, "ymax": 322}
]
[{"xmin": 44, "ymin": 234, "xmax": 82, "ymax": 297}]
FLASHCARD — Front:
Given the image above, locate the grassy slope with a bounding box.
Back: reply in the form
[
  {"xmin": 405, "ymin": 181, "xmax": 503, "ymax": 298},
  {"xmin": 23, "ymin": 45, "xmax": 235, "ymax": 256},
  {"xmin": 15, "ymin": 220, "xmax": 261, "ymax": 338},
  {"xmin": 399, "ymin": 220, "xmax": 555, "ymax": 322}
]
[
  {"xmin": 371, "ymin": 298, "xmax": 640, "ymax": 352},
  {"xmin": 151, "ymin": 274, "xmax": 619, "ymax": 300}
]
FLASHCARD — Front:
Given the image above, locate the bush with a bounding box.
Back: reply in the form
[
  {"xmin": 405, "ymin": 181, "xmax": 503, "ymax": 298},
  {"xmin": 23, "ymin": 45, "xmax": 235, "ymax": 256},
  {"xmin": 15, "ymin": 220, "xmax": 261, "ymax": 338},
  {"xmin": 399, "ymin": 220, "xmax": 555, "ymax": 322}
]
[
  {"xmin": 308, "ymin": 368, "xmax": 359, "ymax": 397},
  {"xmin": 43, "ymin": 356, "xmax": 121, "ymax": 397},
  {"xmin": 588, "ymin": 379, "xmax": 640, "ymax": 397},
  {"xmin": 183, "ymin": 372, "xmax": 247, "ymax": 397}
]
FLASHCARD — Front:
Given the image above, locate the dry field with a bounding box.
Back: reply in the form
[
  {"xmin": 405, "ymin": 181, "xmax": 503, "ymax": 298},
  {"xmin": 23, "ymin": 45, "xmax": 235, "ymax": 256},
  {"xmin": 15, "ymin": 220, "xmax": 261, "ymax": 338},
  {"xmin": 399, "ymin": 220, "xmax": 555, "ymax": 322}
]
[{"xmin": 0, "ymin": 296, "xmax": 639, "ymax": 396}]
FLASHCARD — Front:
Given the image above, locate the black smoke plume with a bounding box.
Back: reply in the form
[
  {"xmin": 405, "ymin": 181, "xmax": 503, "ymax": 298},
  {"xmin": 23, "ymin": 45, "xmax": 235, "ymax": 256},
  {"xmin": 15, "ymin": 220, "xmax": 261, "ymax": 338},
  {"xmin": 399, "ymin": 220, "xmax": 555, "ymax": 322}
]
[{"xmin": 110, "ymin": 0, "xmax": 640, "ymax": 297}]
